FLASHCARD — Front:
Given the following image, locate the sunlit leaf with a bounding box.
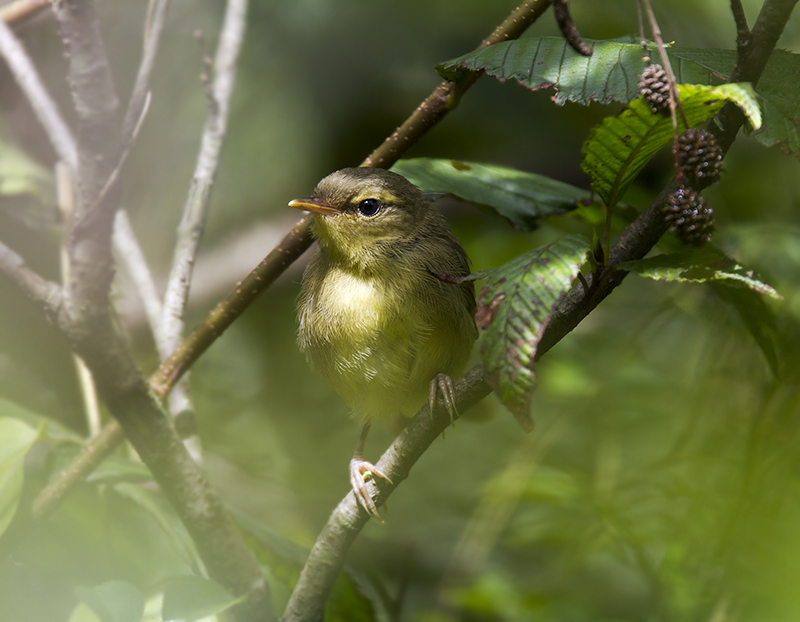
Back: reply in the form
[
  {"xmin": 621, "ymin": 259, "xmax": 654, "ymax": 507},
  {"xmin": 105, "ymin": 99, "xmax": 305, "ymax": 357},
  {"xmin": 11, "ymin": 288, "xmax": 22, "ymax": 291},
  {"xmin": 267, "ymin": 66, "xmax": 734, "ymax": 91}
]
[
  {"xmin": 75, "ymin": 581, "xmax": 145, "ymax": 622},
  {"xmin": 618, "ymin": 247, "xmax": 781, "ymax": 299},
  {"xmin": 667, "ymin": 48, "xmax": 800, "ymax": 155},
  {"xmin": 0, "ymin": 416, "xmax": 39, "ymax": 537},
  {"xmin": 162, "ymin": 575, "xmax": 243, "ymax": 622},
  {"xmin": 581, "ymin": 83, "xmax": 760, "ymax": 207},
  {"xmin": 475, "ymin": 236, "xmax": 590, "ymax": 429},
  {"xmin": 437, "ymin": 37, "xmax": 648, "ymax": 105},
  {"xmin": 392, "ymin": 157, "xmax": 589, "ymax": 231}
]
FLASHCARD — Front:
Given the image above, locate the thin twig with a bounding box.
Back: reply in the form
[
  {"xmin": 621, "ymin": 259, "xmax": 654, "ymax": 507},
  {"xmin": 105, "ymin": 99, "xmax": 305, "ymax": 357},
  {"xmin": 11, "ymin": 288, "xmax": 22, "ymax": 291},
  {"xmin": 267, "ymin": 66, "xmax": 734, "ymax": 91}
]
[
  {"xmin": 731, "ymin": 0, "xmax": 752, "ymax": 49},
  {"xmin": 158, "ymin": 0, "xmax": 247, "ymax": 361},
  {"xmin": 0, "ymin": 17, "xmax": 77, "ymax": 170},
  {"xmin": 113, "ymin": 210, "xmax": 163, "ymax": 332},
  {"xmin": 122, "ymin": 0, "xmax": 170, "ymax": 143},
  {"xmin": 552, "ymin": 0, "xmax": 592, "ymax": 56}
]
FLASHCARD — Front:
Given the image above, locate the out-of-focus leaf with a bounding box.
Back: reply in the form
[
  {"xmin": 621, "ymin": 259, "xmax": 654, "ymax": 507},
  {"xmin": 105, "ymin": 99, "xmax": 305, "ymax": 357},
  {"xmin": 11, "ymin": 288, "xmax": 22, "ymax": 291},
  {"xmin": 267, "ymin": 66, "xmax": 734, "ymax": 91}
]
[
  {"xmin": 74, "ymin": 581, "xmax": 145, "ymax": 622},
  {"xmin": 86, "ymin": 455, "xmax": 151, "ymax": 484},
  {"xmin": 713, "ymin": 285, "xmax": 783, "ymax": 379},
  {"xmin": 0, "ymin": 140, "xmax": 52, "ymax": 200},
  {"xmin": 68, "ymin": 603, "xmax": 103, "ymax": 622},
  {"xmin": 161, "ymin": 575, "xmax": 243, "ymax": 622},
  {"xmin": 474, "ymin": 236, "xmax": 590, "ymax": 429},
  {"xmin": 0, "ymin": 416, "xmax": 39, "ymax": 537},
  {"xmin": 618, "ymin": 247, "xmax": 781, "ymax": 299},
  {"xmin": 581, "ymin": 83, "xmax": 760, "ymax": 207},
  {"xmin": 392, "ymin": 158, "xmax": 589, "ymax": 231},
  {"xmin": 113, "ymin": 482, "xmax": 201, "ymax": 573}
]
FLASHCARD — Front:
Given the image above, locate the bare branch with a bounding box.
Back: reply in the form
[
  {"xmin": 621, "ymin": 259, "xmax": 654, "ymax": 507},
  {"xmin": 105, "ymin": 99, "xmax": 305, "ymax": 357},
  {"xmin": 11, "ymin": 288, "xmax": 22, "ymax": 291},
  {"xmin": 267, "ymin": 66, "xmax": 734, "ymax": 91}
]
[
  {"xmin": 122, "ymin": 0, "xmax": 170, "ymax": 144},
  {"xmin": 113, "ymin": 210, "xmax": 163, "ymax": 331},
  {"xmin": 158, "ymin": 0, "xmax": 247, "ymax": 360},
  {"xmin": 0, "ymin": 17, "xmax": 77, "ymax": 170},
  {"xmin": 0, "ymin": 241, "xmax": 63, "ymax": 325}
]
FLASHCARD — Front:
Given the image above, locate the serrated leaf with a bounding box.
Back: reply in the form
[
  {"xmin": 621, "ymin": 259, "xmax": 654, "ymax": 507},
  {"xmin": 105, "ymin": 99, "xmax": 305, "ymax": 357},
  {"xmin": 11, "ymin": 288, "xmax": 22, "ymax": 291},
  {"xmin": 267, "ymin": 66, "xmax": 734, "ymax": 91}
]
[
  {"xmin": 437, "ymin": 37, "xmax": 649, "ymax": 105},
  {"xmin": 476, "ymin": 236, "xmax": 590, "ymax": 429},
  {"xmin": 618, "ymin": 247, "xmax": 781, "ymax": 298},
  {"xmin": 581, "ymin": 83, "xmax": 760, "ymax": 207},
  {"xmin": 391, "ymin": 158, "xmax": 589, "ymax": 230},
  {"xmin": 666, "ymin": 48, "xmax": 800, "ymax": 154},
  {"xmin": 75, "ymin": 581, "xmax": 145, "ymax": 622},
  {"xmin": 162, "ymin": 575, "xmax": 243, "ymax": 622},
  {"xmin": 439, "ymin": 38, "xmax": 799, "ymax": 153},
  {"xmin": 0, "ymin": 417, "xmax": 39, "ymax": 537}
]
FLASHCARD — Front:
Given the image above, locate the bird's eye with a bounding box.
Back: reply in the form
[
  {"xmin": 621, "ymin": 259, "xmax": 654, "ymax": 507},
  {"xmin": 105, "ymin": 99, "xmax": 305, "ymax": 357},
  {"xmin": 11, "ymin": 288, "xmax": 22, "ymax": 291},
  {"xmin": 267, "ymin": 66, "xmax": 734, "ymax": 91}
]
[{"xmin": 357, "ymin": 198, "xmax": 382, "ymax": 217}]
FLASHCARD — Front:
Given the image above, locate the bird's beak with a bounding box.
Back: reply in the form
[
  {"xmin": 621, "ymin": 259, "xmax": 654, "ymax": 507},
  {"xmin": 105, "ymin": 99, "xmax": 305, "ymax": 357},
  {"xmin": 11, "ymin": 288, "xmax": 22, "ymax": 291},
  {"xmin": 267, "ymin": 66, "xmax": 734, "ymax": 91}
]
[{"xmin": 289, "ymin": 197, "xmax": 340, "ymax": 216}]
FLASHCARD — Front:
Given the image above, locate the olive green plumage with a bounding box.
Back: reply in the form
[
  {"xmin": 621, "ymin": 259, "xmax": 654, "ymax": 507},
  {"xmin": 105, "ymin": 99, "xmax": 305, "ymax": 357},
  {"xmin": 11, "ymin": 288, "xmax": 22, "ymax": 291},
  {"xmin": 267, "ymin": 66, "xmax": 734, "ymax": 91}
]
[{"xmin": 294, "ymin": 167, "xmax": 477, "ymax": 421}]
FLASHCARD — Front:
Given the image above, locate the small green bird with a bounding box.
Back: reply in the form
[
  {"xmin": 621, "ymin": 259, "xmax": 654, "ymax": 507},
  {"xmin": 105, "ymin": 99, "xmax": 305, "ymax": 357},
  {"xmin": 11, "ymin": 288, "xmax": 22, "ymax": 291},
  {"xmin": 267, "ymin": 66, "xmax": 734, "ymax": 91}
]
[{"xmin": 290, "ymin": 167, "xmax": 477, "ymax": 517}]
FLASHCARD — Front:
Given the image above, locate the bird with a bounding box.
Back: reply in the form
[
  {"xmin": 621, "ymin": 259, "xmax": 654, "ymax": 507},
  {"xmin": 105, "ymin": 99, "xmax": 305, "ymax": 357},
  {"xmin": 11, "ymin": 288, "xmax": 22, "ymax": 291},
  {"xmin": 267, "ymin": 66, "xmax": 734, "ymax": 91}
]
[{"xmin": 289, "ymin": 167, "xmax": 477, "ymax": 518}]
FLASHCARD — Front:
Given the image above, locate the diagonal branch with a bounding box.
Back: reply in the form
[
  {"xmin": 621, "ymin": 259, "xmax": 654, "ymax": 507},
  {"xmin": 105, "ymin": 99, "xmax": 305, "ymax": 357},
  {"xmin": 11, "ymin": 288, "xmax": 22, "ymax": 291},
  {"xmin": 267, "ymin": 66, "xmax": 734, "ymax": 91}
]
[
  {"xmin": 0, "ymin": 16, "xmax": 77, "ymax": 170},
  {"xmin": 0, "ymin": 241, "xmax": 63, "ymax": 326}
]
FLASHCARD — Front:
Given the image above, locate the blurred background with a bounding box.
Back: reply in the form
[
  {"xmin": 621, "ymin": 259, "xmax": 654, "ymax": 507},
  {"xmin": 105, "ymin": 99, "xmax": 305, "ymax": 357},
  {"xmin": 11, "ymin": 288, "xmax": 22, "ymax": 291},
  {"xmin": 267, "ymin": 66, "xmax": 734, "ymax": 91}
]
[{"xmin": 1, "ymin": 0, "xmax": 800, "ymax": 620}]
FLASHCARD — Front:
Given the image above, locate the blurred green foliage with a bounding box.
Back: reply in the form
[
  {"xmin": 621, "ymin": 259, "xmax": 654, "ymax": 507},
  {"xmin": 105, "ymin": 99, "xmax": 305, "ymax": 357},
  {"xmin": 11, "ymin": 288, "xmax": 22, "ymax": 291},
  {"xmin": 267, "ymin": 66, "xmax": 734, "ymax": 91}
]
[{"xmin": 1, "ymin": 0, "xmax": 800, "ymax": 620}]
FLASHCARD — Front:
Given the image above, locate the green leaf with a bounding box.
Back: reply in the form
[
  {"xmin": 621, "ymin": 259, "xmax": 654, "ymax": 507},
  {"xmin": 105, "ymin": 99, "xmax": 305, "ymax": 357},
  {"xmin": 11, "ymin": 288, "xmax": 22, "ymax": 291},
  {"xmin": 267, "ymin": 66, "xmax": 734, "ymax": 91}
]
[
  {"xmin": 0, "ymin": 417, "xmax": 39, "ymax": 537},
  {"xmin": 75, "ymin": 581, "xmax": 145, "ymax": 622},
  {"xmin": 581, "ymin": 82, "xmax": 760, "ymax": 207},
  {"xmin": 667, "ymin": 48, "xmax": 800, "ymax": 155},
  {"xmin": 437, "ymin": 37, "xmax": 649, "ymax": 105},
  {"xmin": 476, "ymin": 236, "xmax": 590, "ymax": 429},
  {"xmin": 391, "ymin": 158, "xmax": 589, "ymax": 231},
  {"xmin": 68, "ymin": 603, "xmax": 103, "ymax": 622},
  {"xmin": 439, "ymin": 38, "xmax": 799, "ymax": 155},
  {"xmin": 0, "ymin": 139, "xmax": 52, "ymax": 200},
  {"xmin": 618, "ymin": 247, "xmax": 781, "ymax": 299},
  {"xmin": 162, "ymin": 575, "xmax": 244, "ymax": 622}
]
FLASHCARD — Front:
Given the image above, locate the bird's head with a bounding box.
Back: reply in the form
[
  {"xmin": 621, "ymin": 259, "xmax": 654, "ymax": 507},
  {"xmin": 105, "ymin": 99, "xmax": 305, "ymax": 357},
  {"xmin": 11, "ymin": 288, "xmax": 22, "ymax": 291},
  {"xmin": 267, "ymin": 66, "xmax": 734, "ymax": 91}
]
[{"xmin": 290, "ymin": 168, "xmax": 430, "ymax": 269}]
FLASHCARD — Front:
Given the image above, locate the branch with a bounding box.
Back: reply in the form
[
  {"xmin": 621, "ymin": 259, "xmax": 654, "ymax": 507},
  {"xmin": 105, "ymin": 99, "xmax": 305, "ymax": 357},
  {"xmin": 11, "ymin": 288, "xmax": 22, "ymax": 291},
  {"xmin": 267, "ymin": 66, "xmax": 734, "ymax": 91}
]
[
  {"xmin": 0, "ymin": 0, "xmax": 48, "ymax": 24},
  {"xmin": 158, "ymin": 0, "xmax": 247, "ymax": 360},
  {"xmin": 282, "ymin": 0, "xmax": 798, "ymax": 616},
  {"xmin": 0, "ymin": 16, "xmax": 77, "ymax": 170},
  {"xmin": 281, "ymin": 366, "xmax": 492, "ymax": 622},
  {"xmin": 0, "ymin": 241, "xmax": 63, "ymax": 325},
  {"xmin": 122, "ymin": 0, "xmax": 170, "ymax": 144}
]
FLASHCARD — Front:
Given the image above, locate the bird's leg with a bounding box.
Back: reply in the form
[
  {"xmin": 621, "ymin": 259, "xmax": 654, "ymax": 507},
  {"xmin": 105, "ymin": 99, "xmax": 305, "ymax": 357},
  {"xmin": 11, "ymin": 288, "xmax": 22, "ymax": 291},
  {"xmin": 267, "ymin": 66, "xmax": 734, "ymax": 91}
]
[
  {"xmin": 349, "ymin": 422, "xmax": 393, "ymax": 519},
  {"xmin": 429, "ymin": 373, "xmax": 459, "ymax": 426}
]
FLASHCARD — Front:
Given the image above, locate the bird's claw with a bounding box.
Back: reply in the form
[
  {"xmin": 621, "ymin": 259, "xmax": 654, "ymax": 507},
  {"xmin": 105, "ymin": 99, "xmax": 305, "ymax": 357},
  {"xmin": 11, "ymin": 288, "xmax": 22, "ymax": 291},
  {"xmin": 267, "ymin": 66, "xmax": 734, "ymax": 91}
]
[
  {"xmin": 350, "ymin": 458, "xmax": 393, "ymax": 520},
  {"xmin": 429, "ymin": 373, "xmax": 458, "ymax": 426}
]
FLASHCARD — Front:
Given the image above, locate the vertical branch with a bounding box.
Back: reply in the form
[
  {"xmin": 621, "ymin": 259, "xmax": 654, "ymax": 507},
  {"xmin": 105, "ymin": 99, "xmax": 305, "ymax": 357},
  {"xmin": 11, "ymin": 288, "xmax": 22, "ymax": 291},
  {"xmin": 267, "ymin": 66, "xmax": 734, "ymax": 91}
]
[{"xmin": 158, "ymin": 0, "xmax": 247, "ymax": 358}]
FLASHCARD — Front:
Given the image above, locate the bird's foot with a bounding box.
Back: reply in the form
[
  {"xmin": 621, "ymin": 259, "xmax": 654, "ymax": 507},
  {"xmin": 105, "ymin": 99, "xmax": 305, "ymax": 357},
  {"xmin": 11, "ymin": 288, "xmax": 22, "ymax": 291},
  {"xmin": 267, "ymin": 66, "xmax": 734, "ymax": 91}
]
[
  {"xmin": 350, "ymin": 458, "xmax": 393, "ymax": 520},
  {"xmin": 429, "ymin": 373, "xmax": 458, "ymax": 426}
]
